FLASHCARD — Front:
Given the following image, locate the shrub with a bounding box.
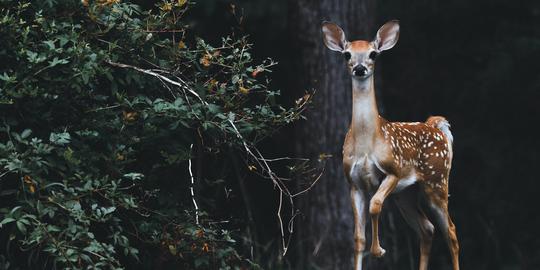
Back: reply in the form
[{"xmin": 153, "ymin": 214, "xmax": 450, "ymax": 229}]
[{"xmin": 0, "ymin": 1, "xmax": 310, "ymax": 269}]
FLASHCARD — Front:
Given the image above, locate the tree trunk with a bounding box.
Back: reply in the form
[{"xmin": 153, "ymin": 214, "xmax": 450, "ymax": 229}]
[{"xmin": 288, "ymin": 0, "xmax": 376, "ymax": 269}]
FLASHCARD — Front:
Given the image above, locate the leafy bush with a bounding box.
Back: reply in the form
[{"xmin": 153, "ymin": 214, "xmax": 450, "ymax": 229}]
[{"xmin": 0, "ymin": 1, "xmax": 310, "ymax": 269}]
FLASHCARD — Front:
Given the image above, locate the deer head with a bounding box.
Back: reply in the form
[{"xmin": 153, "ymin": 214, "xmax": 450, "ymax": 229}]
[{"xmin": 322, "ymin": 20, "xmax": 400, "ymax": 79}]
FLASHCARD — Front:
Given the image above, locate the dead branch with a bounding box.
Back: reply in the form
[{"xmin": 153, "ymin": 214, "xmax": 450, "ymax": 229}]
[
  {"xmin": 188, "ymin": 144, "xmax": 200, "ymax": 225},
  {"xmin": 105, "ymin": 60, "xmax": 207, "ymax": 105}
]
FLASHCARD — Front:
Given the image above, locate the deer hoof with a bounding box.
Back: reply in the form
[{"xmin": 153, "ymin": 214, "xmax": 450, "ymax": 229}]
[{"xmin": 371, "ymin": 246, "xmax": 386, "ymax": 258}]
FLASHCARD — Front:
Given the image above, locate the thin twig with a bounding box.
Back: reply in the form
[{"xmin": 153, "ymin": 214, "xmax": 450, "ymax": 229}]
[
  {"xmin": 29, "ymin": 219, "xmax": 78, "ymax": 269},
  {"xmin": 228, "ymin": 119, "xmax": 294, "ymax": 255},
  {"xmin": 257, "ymin": 157, "xmax": 310, "ymax": 162},
  {"xmin": 188, "ymin": 144, "xmax": 200, "ymax": 225},
  {"xmin": 229, "ymin": 149, "xmax": 258, "ymax": 261},
  {"xmin": 0, "ymin": 169, "xmax": 14, "ymax": 180},
  {"xmin": 85, "ymin": 104, "xmax": 121, "ymax": 113},
  {"xmin": 105, "ymin": 60, "xmax": 207, "ymax": 105},
  {"xmin": 143, "ymin": 29, "xmax": 185, "ymax": 33},
  {"xmin": 290, "ymin": 167, "xmax": 325, "ymax": 198},
  {"xmin": 208, "ymin": 220, "xmax": 230, "ymax": 225},
  {"xmin": 226, "ymin": 116, "xmax": 326, "ymax": 255},
  {"xmin": 156, "ymin": 75, "xmax": 177, "ymax": 99}
]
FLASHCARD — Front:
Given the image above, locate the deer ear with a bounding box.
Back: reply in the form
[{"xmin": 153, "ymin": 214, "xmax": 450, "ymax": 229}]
[
  {"xmin": 322, "ymin": 22, "xmax": 348, "ymax": 52},
  {"xmin": 374, "ymin": 20, "xmax": 400, "ymax": 51}
]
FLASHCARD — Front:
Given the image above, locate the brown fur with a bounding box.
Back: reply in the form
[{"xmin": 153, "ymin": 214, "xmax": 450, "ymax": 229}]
[{"xmin": 349, "ymin": 40, "xmax": 371, "ymax": 52}]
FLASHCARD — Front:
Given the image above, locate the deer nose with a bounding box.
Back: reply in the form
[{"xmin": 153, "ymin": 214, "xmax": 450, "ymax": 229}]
[{"xmin": 353, "ymin": 65, "xmax": 367, "ymax": 76}]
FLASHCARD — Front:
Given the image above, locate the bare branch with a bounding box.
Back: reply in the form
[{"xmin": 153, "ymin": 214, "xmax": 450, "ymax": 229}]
[
  {"xmin": 188, "ymin": 144, "xmax": 200, "ymax": 225},
  {"xmin": 105, "ymin": 60, "xmax": 207, "ymax": 105},
  {"xmin": 291, "ymin": 166, "xmax": 325, "ymax": 198},
  {"xmin": 226, "ymin": 118, "xmax": 321, "ymax": 256}
]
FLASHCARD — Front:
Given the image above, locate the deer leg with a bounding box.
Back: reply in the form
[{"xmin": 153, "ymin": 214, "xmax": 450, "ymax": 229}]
[
  {"xmin": 350, "ymin": 187, "xmax": 367, "ymax": 270},
  {"xmin": 395, "ymin": 188, "xmax": 435, "ymax": 270},
  {"xmin": 369, "ymin": 174, "xmax": 399, "ymax": 258},
  {"xmin": 428, "ymin": 198, "xmax": 460, "ymax": 270}
]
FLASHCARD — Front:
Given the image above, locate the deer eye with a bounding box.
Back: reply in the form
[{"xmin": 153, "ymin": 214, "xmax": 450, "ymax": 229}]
[
  {"xmin": 369, "ymin": 51, "xmax": 378, "ymax": 60},
  {"xmin": 343, "ymin": 52, "xmax": 351, "ymax": 60}
]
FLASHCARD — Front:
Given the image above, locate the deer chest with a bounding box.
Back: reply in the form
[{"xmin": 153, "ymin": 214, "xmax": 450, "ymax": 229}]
[{"xmin": 344, "ymin": 154, "xmax": 384, "ymax": 191}]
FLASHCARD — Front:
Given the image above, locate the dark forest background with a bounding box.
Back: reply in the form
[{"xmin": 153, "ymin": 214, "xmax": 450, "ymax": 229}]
[
  {"xmin": 189, "ymin": 0, "xmax": 540, "ymax": 269},
  {"xmin": 1, "ymin": 0, "xmax": 539, "ymax": 269}
]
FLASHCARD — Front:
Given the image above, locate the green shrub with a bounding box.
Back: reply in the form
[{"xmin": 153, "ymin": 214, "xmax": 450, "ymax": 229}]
[{"xmin": 0, "ymin": 1, "xmax": 310, "ymax": 269}]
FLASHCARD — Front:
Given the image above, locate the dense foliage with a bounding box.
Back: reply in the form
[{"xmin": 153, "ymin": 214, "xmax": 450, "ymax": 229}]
[{"xmin": 0, "ymin": 1, "xmax": 310, "ymax": 269}]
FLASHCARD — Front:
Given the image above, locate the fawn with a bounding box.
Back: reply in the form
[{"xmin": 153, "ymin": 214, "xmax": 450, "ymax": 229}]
[{"xmin": 321, "ymin": 20, "xmax": 460, "ymax": 270}]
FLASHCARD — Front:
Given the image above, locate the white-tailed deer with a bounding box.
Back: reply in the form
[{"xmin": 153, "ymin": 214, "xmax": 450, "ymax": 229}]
[{"xmin": 322, "ymin": 21, "xmax": 460, "ymax": 270}]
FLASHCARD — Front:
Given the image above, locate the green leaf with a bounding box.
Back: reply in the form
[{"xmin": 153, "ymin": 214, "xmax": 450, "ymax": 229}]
[
  {"xmin": 21, "ymin": 129, "xmax": 32, "ymax": 139},
  {"xmin": 16, "ymin": 221, "xmax": 26, "ymax": 234},
  {"xmin": 0, "ymin": 217, "xmax": 15, "ymax": 227},
  {"xmin": 207, "ymin": 104, "xmax": 221, "ymax": 114},
  {"xmin": 49, "ymin": 132, "xmax": 70, "ymax": 145},
  {"xmin": 0, "ymin": 72, "xmax": 17, "ymax": 83},
  {"xmin": 43, "ymin": 40, "xmax": 55, "ymax": 50},
  {"xmin": 231, "ymin": 75, "xmax": 239, "ymax": 84},
  {"xmin": 10, "ymin": 206, "xmax": 22, "ymax": 215},
  {"xmin": 123, "ymin": 173, "xmax": 144, "ymax": 180},
  {"xmin": 48, "ymin": 57, "xmax": 69, "ymax": 67},
  {"xmin": 81, "ymin": 72, "xmax": 89, "ymax": 84}
]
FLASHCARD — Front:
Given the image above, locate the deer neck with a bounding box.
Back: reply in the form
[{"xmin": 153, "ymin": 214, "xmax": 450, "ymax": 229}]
[{"xmin": 350, "ymin": 76, "xmax": 381, "ymax": 152}]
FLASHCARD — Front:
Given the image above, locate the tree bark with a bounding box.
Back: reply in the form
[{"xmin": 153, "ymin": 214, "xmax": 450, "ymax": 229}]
[{"xmin": 288, "ymin": 0, "xmax": 376, "ymax": 269}]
